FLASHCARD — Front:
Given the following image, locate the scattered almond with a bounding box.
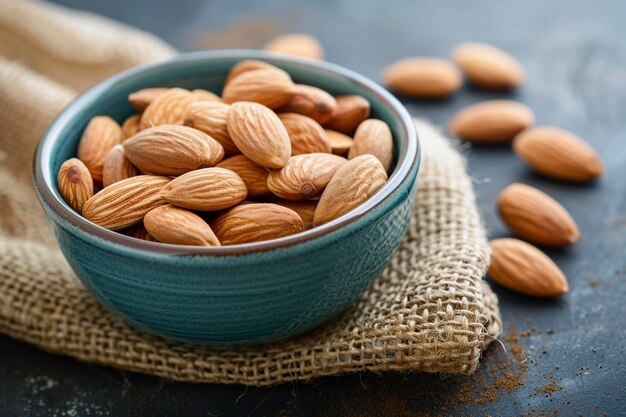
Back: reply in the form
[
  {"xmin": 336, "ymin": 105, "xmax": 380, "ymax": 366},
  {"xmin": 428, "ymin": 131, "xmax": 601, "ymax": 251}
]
[
  {"xmin": 489, "ymin": 238, "xmax": 569, "ymax": 297},
  {"xmin": 348, "ymin": 119, "xmax": 393, "ymax": 171},
  {"xmin": 57, "ymin": 158, "xmax": 94, "ymax": 213},
  {"xmin": 211, "ymin": 203, "xmax": 304, "ymax": 245},
  {"xmin": 216, "ymin": 154, "xmax": 271, "ymax": 199},
  {"xmin": 82, "ymin": 175, "xmax": 170, "ymax": 230},
  {"xmin": 264, "ymin": 33, "xmax": 324, "ymax": 60},
  {"xmin": 140, "ymin": 88, "xmax": 193, "ymax": 129},
  {"xmin": 77, "ymin": 115, "xmax": 123, "ymax": 182},
  {"xmin": 278, "ymin": 84, "xmax": 337, "ymax": 124},
  {"xmin": 227, "ymin": 101, "xmax": 291, "ymax": 168},
  {"xmin": 498, "ymin": 183, "xmax": 580, "ymax": 247},
  {"xmin": 323, "ymin": 95, "xmax": 371, "ymax": 134},
  {"xmin": 449, "ymin": 100, "xmax": 534, "ymax": 143},
  {"xmin": 184, "ymin": 101, "xmax": 240, "ymax": 155},
  {"xmin": 222, "ymin": 69, "xmax": 296, "ymax": 109},
  {"xmin": 121, "ymin": 114, "xmax": 141, "ymax": 139},
  {"xmin": 279, "ymin": 113, "xmax": 331, "ymax": 155},
  {"xmin": 102, "ymin": 144, "xmax": 140, "ymax": 188},
  {"xmin": 268, "ymin": 153, "xmax": 347, "ymax": 200},
  {"xmin": 160, "ymin": 167, "xmax": 247, "ymax": 211},
  {"xmin": 383, "ymin": 57, "xmax": 462, "ymax": 98},
  {"xmin": 128, "ymin": 87, "xmax": 168, "ymax": 112},
  {"xmin": 144, "ymin": 204, "xmax": 220, "ymax": 246},
  {"xmin": 325, "ymin": 130, "xmax": 354, "ymax": 156},
  {"xmin": 123, "ymin": 125, "xmax": 224, "ymax": 176},
  {"xmin": 314, "ymin": 154, "xmax": 387, "ymax": 226},
  {"xmin": 513, "ymin": 126, "xmax": 603, "ymax": 183},
  {"xmin": 453, "ymin": 42, "xmax": 524, "ymax": 90}
]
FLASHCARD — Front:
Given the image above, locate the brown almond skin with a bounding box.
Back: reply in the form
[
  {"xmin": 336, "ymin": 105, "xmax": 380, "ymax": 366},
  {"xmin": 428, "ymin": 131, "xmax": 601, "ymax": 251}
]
[
  {"xmin": 128, "ymin": 88, "xmax": 168, "ymax": 112},
  {"xmin": 77, "ymin": 115, "xmax": 123, "ymax": 183},
  {"xmin": 121, "ymin": 114, "xmax": 141, "ymax": 139},
  {"xmin": 123, "ymin": 125, "xmax": 224, "ymax": 176},
  {"xmin": 323, "ymin": 95, "xmax": 371, "ymax": 134},
  {"xmin": 82, "ymin": 175, "xmax": 170, "ymax": 231},
  {"xmin": 489, "ymin": 238, "xmax": 568, "ymax": 297},
  {"xmin": 160, "ymin": 167, "xmax": 247, "ymax": 211},
  {"xmin": 190, "ymin": 89, "xmax": 221, "ymax": 102},
  {"xmin": 325, "ymin": 130, "xmax": 354, "ymax": 156},
  {"xmin": 269, "ymin": 198, "xmax": 317, "ymax": 230},
  {"xmin": 124, "ymin": 223, "xmax": 157, "ymax": 242},
  {"xmin": 513, "ymin": 126, "xmax": 603, "ymax": 183},
  {"xmin": 278, "ymin": 85, "xmax": 337, "ymax": 124},
  {"xmin": 57, "ymin": 158, "xmax": 94, "ymax": 213},
  {"xmin": 453, "ymin": 42, "xmax": 525, "ymax": 90},
  {"xmin": 498, "ymin": 183, "xmax": 580, "ymax": 247},
  {"xmin": 140, "ymin": 88, "xmax": 193, "ymax": 130},
  {"xmin": 222, "ymin": 69, "xmax": 296, "ymax": 109},
  {"xmin": 449, "ymin": 100, "xmax": 534, "ymax": 143},
  {"xmin": 102, "ymin": 145, "xmax": 140, "ymax": 188},
  {"xmin": 314, "ymin": 154, "xmax": 388, "ymax": 226},
  {"xmin": 225, "ymin": 59, "xmax": 281, "ymax": 85},
  {"xmin": 144, "ymin": 204, "xmax": 220, "ymax": 246},
  {"xmin": 279, "ymin": 113, "xmax": 332, "ymax": 155},
  {"xmin": 227, "ymin": 101, "xmax": 291, "ymax": 168},
  {"xmin": 216, "ymin": 155, "xmax": 271, "ymax": 199},
  {"xmin": 184, "ymin": 101, "xmax": 240, "ymax": 155},
  {"xmin": 348, "ymin": 119, "xmax": 394, "ymax": 171},
  {"xmin": 211, "ymin": 203, "xmax": 304, "ymax": 245},
  {"xmin": 267, "ymin": 153, "xmax": 347, "ymax": 201},
  {"xmin": 264, "ymin": 33, "xmax": 324, "ymax": 60},
  {"xmin": 383, "ymin": 57, "xmax": 462, "ymax": 99}
]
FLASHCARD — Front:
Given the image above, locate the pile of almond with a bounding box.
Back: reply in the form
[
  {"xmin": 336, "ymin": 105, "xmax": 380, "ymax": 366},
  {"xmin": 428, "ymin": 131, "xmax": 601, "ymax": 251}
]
[
  {"xmin": 58, "ymin": 60, "xmax": 394, "ymax": 247},
  {"xmin": 380, "ymin": 41, "xmax": 604, "ymax": 298}
]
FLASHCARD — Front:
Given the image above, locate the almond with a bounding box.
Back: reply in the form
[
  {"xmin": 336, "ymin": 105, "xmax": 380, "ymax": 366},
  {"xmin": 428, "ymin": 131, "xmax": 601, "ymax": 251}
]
[
  {"xmin": 313, "ymin": 154, "xmax": 387, "ymax": 226},
  {"xmin": 124, "ymin": 223, "xmax": 157, "ymax": 241},
  {"xmin": 128, "ymin": 88, "xmax": 168, "ymax": 112},
  {"xmin": 211, "ymin": 203, "xmax": 304, "ymax": 245},
  {"xmin": 267, "ymin": 153, "xmax": 347, "ymax": 201},
  {"xmin": 513, "ymin": 126, "xmax": 603, "ymax": 183},
  {"xmin": 160, "ymin": 167, "xmax": 247, "ymax": 211},
  {"xmin": 82, "ymin": 175, "xmax": 170, "ymax": 230},
  {"xmin": 278, "ymin": 84, "xmax": 337, "ymax": 124},
  {"xmin": 348, "ymin": 119, "xmax": 394, "ymax": 171},
  {"xmin": 140, "ymin": 88, "xmax": 193, "ymax": 129},
  {"xmin": 269, "ymin": 198, "xmax": 317, "ymax": 230},
  {"xmin": 184, "ymin": 101, "xmax": 240, "ymax": 155},
  {"xmin": 144, "ymin": 204, "xmax": 220, "ymax": 246},
  {"xmin": 498, "ymin": 183, "xmax": 580, "ymax": 247},
  {"xmin": 216, "ymin": 154, "xmax": 271, "ymax": 199},
  {"xmin": 489, "ymin": 238, "xmax": 568, "ymax": 297},
  {"xmin": 190, "ymin": 89, "xmax": 221, "ymax": 102},
  {"xmin": 453, "ymin": 42, "xmax": 524, "ymax": 90},
  {"xmin": 123, "ymin": 125, "xmax": 224, "ymax": 176},
  {"xmin": 77, "ymin": 115, "xmax": 123, "ymax": 182},
  {"xmin": 449, "ymin": 100, "xmax": 534, "ymax": 143},
  {"xmin": 121, "ymin": 114, "xmax": 141, "ymax": 139},
  {"xmin": 57, "ymin": 158, "xmax": 94, "ymax": 213},
  {"xmin": 278, "ymin": 113, "xmax": 331, "ymax": 155},
  {"xmin": 263, "ymin": 33, "xmax": 324, "ymax": 60},
  {"xmin": 225, "ymin": 59, "xmax": 279, "ymax": 85},
  {"xmin": 323, "ymin": 95, "xmax": 370, "ymax": 134},
  {"xmin": 222, "ymin": 69, "xmax": 296, "ymax": 109},
  {"xmin": 382, "ymin": 57, "xmax": 462, "ymax": 98},
  {"xmin": 325, "ymin": 130, "xmax": 354, "ymax": 156},
  {"xmin": 102, "ymin": 145, "xmax": 140, "ymax": 188},
  {"xmin": 227, "ymin": 101, "xmax": 291, "ymax": 168}
]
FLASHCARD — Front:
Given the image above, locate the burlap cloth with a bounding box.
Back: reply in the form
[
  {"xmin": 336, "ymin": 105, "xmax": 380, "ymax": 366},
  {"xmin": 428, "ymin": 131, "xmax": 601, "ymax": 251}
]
[{"xmin": 0, "ymin": 0, "xmax": 501, "ymax": 385}]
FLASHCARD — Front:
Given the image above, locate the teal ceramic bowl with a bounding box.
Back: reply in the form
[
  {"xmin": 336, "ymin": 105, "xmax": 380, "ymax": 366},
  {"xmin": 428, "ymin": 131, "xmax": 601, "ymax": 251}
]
[{"xmin": 33, "ymin": 50, "xmax": 420, "ymax": 345}]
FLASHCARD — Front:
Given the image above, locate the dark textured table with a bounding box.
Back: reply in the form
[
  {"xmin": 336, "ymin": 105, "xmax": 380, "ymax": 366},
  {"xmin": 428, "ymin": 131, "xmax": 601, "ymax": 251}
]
[{"xmin": 2, "ymin": 0, "xmax": 625, "ymax": 415}]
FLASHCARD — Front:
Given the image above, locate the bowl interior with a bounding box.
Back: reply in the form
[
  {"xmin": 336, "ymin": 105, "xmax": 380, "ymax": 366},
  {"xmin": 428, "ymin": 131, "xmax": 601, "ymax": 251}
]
[{"xmin": 36, "ymin": 50, "xmax": 417, "ymax": 254}]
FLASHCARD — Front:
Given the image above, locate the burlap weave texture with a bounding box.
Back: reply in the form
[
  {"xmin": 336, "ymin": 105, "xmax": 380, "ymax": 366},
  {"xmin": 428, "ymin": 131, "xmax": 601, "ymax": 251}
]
[{"xmin": 0, "ymin": 0, "xmax": 501, "ymax": 385}]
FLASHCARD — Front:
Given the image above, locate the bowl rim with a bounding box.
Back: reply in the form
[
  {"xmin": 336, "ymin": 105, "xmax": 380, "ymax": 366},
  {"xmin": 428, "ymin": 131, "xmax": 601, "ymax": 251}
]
[{"xmin": 33, "ymin": 50, "xmax": 419, "ymax": 256}]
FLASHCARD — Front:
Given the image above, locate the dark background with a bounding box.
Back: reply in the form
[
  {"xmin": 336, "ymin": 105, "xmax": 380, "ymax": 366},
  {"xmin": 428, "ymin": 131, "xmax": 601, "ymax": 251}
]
[{"xmin": 1, "ymin": 0, "xmax": 625, "ymax": 415}]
